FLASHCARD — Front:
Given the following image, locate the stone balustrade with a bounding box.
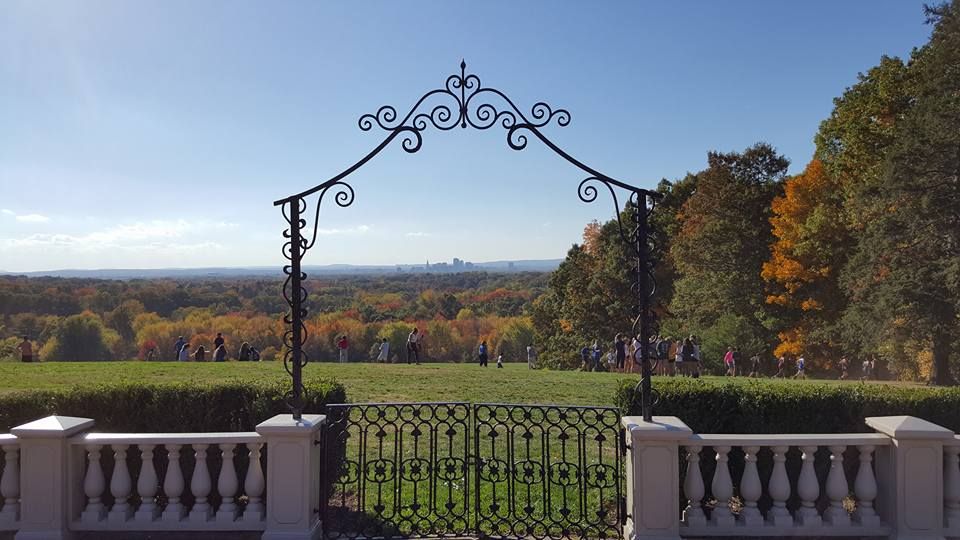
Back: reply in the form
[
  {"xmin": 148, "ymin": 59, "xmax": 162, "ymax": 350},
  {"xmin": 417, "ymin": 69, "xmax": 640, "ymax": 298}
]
[
  {"xmin": 0, "ymin": 434, "xmax": 19, "ymax": 531},
  {"xmin": 2, "ymin": 413, "xmax": 959, "ymax": 540},
  {"xmin": 681, "ymin": 434, "xmax": 890, "ymax": 536},
  {"xmin": 624, "ymin": 415, "xmax": 958, "ymax": 540},
  {"xmin": 71, "ymin": 432, "xmax": 266, "ymax": 532},
  {"xmin": 946, "ymin": 435, "xmax": 960, "ymax": 537}
]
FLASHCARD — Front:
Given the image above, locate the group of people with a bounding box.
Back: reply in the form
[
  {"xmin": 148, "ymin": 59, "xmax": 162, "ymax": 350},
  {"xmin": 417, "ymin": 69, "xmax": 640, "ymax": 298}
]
[
  {"xmin": 171, "ymin": 333, "xmax": 260, "ymax": 362},
  {"xmin": 576, "ymin": 334, "xmax": 704, "ymax": 375}
]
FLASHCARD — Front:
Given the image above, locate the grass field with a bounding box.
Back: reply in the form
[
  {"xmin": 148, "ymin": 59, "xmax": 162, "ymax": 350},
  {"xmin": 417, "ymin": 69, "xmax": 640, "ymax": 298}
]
[{"xmin": 0, "ymin": 360, "xmax": 916, "ymax": 404}]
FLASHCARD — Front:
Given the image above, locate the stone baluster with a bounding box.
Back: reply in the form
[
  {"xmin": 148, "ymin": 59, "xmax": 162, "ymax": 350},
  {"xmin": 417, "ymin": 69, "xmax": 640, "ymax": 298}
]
[
  {"xmin": 189, "ymin": 443, "xmax": 212, "ymax": 523},
  {"xmin": 740, "ymin": 446, "xmax": 763, "ymax": 527},
  {"xmin": 134, "ymin": 444, "xmax": 159, "ymax": 523},
  {"xmin": 242, "ymin": 442, "xmax": 265, "ymax": 523},
  {"xmin": 682, "ymin": 445, "xmax": 706, "ymax": 527},
  {"xmin": 216, "ymin": 443, "xmax": 239, "ymax": 523},
  {"xmin": 824, "ymin": 445, "xmax": 850, "ymax": 526},
  {"xmin": 161, "ymin": 444, "xmax": 185, "ymax": 523},
  {"xmin": 80, "ymin": 444, "xmax": 107, "ymax": 523},
  {"xmin": 710, "ymin": 446, "xmax": 735, "ymax": 526},
  {"xmin": 0, "ymin": 446, "xmax": 20, "ymax": 522},
  {"xmin": 944, "ymin": 445, "xmax": 960, "ymax": 530},
  {"xmin": 108, "ymin": 444, "xmax": 133, "ymax": 523},
  {"xmin": 854, "ymin": 445, "xmax": 880, "ymax": 527},
  {"xmin": 797, "ymin": 445, "xmax": 822, "ymax": 526},
  {"xmin": 768, "ymin": 445, "xmax": 793, "ymax": 526}
]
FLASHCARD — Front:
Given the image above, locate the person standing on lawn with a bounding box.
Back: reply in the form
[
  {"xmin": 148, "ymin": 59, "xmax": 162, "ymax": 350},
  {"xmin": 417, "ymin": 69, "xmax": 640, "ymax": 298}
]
[
  {"xmin": 614, "ymin": 334, "xmax": 626, "ymax": 373},
  {"xmin": 407, "ymin": 328, "xmax": 420, "ymax": 365},
  {"xmin": 174, "ymin": 336, "xmax": 185, "ymax": 361},
  {"xmin": 526, "ymin": 344, "xmax": 536, "ymax": 369},
  {"xmin": 591, "ymin": 341, "xmax": 602, "ymax": 372},
  {"xmin": 377, "ymin": 338, "xmax": 390, "ymax": 363},
  {"xmin": 337, "ymin": 334, "xmax": 349, "ymax": 363},
  {"xmin": 478, "ymin": 340, "xmax": 489, "ymax": 367},
  {"xmin": 17, "ymin": 336, "xmax": 33, "ymax": 363}
]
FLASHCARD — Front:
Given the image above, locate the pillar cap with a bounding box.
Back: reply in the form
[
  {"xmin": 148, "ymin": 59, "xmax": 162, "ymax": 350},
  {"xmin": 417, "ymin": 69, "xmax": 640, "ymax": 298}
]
[
  {"xmin": 11, "ymin": 415, "xmax": 94, "ymax": 438},
  {"xmin": 622, "ymin": 415, "xmax": 693, "ymax": 440},
  {"xmin": 865, "ymin": 415, "xmax": 954, "ymax": 439},
  {"xmin": 256, "ymin": 413, "xmax": 326, "ymax": 435}
]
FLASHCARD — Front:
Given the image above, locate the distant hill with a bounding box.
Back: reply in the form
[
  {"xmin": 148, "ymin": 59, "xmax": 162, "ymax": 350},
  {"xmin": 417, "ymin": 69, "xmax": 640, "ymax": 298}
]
[{"xmin": 0, "ymin": 259, "xmax": 562, "ymax": 280}]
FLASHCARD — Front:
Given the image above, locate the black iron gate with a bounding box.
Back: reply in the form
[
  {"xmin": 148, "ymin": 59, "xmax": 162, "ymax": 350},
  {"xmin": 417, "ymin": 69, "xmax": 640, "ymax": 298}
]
[{"xmin": 320, "ymin": 402, "xmax": 624, "ymax": 540}]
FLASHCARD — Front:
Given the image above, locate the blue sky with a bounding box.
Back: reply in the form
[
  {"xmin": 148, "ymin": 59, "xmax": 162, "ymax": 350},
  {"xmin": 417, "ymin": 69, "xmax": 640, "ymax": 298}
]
[{"xmin": 0, "ymin": 1, "xmax": 933, "ymax": 272}]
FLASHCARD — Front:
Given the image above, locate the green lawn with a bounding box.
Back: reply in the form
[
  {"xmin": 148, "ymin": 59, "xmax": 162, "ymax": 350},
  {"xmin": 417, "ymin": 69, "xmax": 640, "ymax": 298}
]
[{"xmin": 0, "ymin": 360, "xmax": 915, "ymax": 405}]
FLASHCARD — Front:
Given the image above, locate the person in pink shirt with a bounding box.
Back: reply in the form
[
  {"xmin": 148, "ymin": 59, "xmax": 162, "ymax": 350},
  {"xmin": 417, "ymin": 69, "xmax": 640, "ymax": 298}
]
[{"xmin": 724, "ymin": 346, "xmax": 737, "ymax": 376}]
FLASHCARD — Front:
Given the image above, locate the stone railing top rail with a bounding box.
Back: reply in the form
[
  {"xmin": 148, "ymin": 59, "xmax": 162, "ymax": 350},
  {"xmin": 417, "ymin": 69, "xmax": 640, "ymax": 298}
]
[
  {"xmin": 0, "ymin": 433, "xmax": 17, "ymax": 445},
  {"xmin": 689, "ymin": 433, "xmax": 891, "ymax": 447},
  {"xmin": 71, "ymin": 432, "xmax": 262, "ymax": 446}
]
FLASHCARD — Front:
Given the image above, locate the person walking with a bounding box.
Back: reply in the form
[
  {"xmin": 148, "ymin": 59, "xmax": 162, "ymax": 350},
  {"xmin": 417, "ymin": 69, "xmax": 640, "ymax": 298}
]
[
  {"xmin": 407, "ymin": 328, "xmax": 420, "ymax": 365},
  {"xmin": 774, "ymin": 355, "xmax": 786, "ymax": 378},
  {"xmin": 614, "ymin": 334, "xmax": 626, "ymax": 373},
  {"xmin": 526, "ymin": 344, "xmax": 536, "ymax": 369},
  {"xmin": 723, "ymin": 347, "xmax": 735, "ymax": 376},
  {"xmin": 238, "ymin": 342, "xmax": 251, "ymax": 361},
  {"xmin": 478, "ymin": 340, "xmax": 489, "ymax": 367},
  {"xmin": 793, "ymin": 355, "xmax": 807, "ymax": 379},
  {"xmin": 748, "ymin": 353, "xmax": 761, "ymax": 378},
  {"xmin": 179, "ymin": 342, "xmax": 191, "ymax": 362},
  {"xmin": 839, "ymin": 356, "xmax": 849, "ymax": 380},
  {"xmin": 377, "ymin": 338, "xmax": 390, "ymax": 363},
  {"xmin": 193, "ymin": 345, "xmax": 206, "ymax": 362},
  {"xmin": 214, "ymin": 344, "xmax": 227, "ymax": 362},
  {"xmin": 496, "ymin": 352, "xmax": 504, "ymax": 368},
  {"xmin": 174, "ymin": 336, "xmax": 186, "ymax": 361},
  {"xmin": 17, "ymin": 336, "xmax": 33, "ymax": 363},
  {"xmin": 336, "ymin": 335, "xmax": 349, "ymax": 363}
]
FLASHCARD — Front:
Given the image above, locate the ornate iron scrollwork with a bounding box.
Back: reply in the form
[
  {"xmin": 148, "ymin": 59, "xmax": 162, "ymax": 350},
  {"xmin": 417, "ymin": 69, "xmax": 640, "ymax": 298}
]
[{"xmin": 276, "ymin": 61, "xmax": 662, "ymax": 421}]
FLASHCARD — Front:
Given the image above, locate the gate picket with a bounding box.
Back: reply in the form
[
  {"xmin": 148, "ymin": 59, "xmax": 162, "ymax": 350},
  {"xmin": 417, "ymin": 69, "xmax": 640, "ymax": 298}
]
[{"xmin": 320, "ymin": 402, "xmax": 623, "ymax": 540}]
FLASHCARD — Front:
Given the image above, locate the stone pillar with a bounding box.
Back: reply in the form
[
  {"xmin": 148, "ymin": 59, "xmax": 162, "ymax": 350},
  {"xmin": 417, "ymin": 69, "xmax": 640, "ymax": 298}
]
[
  {"xmin": 622, "ymin": 416, "xmax": 692, "ymax": 540},
  {"xmin": 11, "ymin": 416, "xmax": 95, "ymax": 540},
  {"xmin": 866, "ymin": 415, "xmax": 954, "ymax": 540},
  {"xmin": 257, "ymin": 414, "xmax": 326, "ymax": 540}
]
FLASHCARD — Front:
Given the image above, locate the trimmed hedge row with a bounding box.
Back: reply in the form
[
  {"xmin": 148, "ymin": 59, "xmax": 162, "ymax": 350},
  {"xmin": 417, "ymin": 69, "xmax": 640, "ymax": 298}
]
[
  {"xmin": 616, "ymin": 378, "xmax": 960, "ymax": 433},
  {"xmin": 0, "ymin": 379, "xmax": 347, "ymax": 433}
]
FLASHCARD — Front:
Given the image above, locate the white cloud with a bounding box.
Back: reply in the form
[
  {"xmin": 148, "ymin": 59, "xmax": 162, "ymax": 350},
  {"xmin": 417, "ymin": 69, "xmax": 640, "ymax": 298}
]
[
  {"xmin": 0, "ymin": 219, "xmax": 237, "ymax": 252},
  {"xmin": 311, "ymin": 225, "xmax": 372, "ymax": 236},
  {"xmin": 405, "ymin": 231, "xmax": 431, "ymax": 237},
  {"xmin": 16, "ymin": 214, "xmax": 50, "ymax": 223},
  {"xmin": 1, "ymin": 209, "xmax": 50, "ymax": 223}
]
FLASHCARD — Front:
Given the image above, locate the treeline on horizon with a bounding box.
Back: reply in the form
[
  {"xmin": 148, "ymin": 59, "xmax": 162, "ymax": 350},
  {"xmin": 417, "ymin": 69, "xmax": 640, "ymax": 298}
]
[
  {"xmin": 533, "ymin": 2, "xmax": 960, "ymax": 383},
  {"xmin": 0, "ymin": 272, "xmax": 546, "ymax": 364}
]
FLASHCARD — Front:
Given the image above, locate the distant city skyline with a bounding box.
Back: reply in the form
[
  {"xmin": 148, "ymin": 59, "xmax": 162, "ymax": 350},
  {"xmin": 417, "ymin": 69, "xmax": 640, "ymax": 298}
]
[{"xmin": 0, "ymin": 1, "xmax": 933, "ymax": 272}]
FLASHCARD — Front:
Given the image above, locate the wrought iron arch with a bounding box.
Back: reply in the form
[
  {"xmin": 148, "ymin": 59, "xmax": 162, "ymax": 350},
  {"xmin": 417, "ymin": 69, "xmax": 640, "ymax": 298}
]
[{"xmin": 275, "ymin": 61, "xmax": 661, "ymax": 422}]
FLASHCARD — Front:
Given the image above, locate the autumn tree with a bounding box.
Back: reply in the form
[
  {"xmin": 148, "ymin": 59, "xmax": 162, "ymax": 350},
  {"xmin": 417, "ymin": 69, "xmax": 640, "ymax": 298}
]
[
  {"xmin": 762, "ymin": 160, "xmax": 848, "ymax": 367},
  {"xmin": 670, "ymin": 143, "xmax": 789, "ymax": 365}
]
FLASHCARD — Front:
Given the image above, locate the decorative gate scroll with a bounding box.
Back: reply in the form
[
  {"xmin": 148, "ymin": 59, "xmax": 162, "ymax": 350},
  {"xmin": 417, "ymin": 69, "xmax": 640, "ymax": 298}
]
[{"xmin": 275, "ymin": 62, "xmax": 662, "ymax": 423}]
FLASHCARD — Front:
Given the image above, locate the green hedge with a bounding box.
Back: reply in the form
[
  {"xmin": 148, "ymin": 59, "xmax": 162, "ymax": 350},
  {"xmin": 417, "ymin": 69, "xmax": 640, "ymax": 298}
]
[
  {"xmin": 616, "ymin": 378, "xmax": 960, "ymax": 433},
  {"xmin": 0, "ymin": 379, "xmax": 346, "ymax": 433}
]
